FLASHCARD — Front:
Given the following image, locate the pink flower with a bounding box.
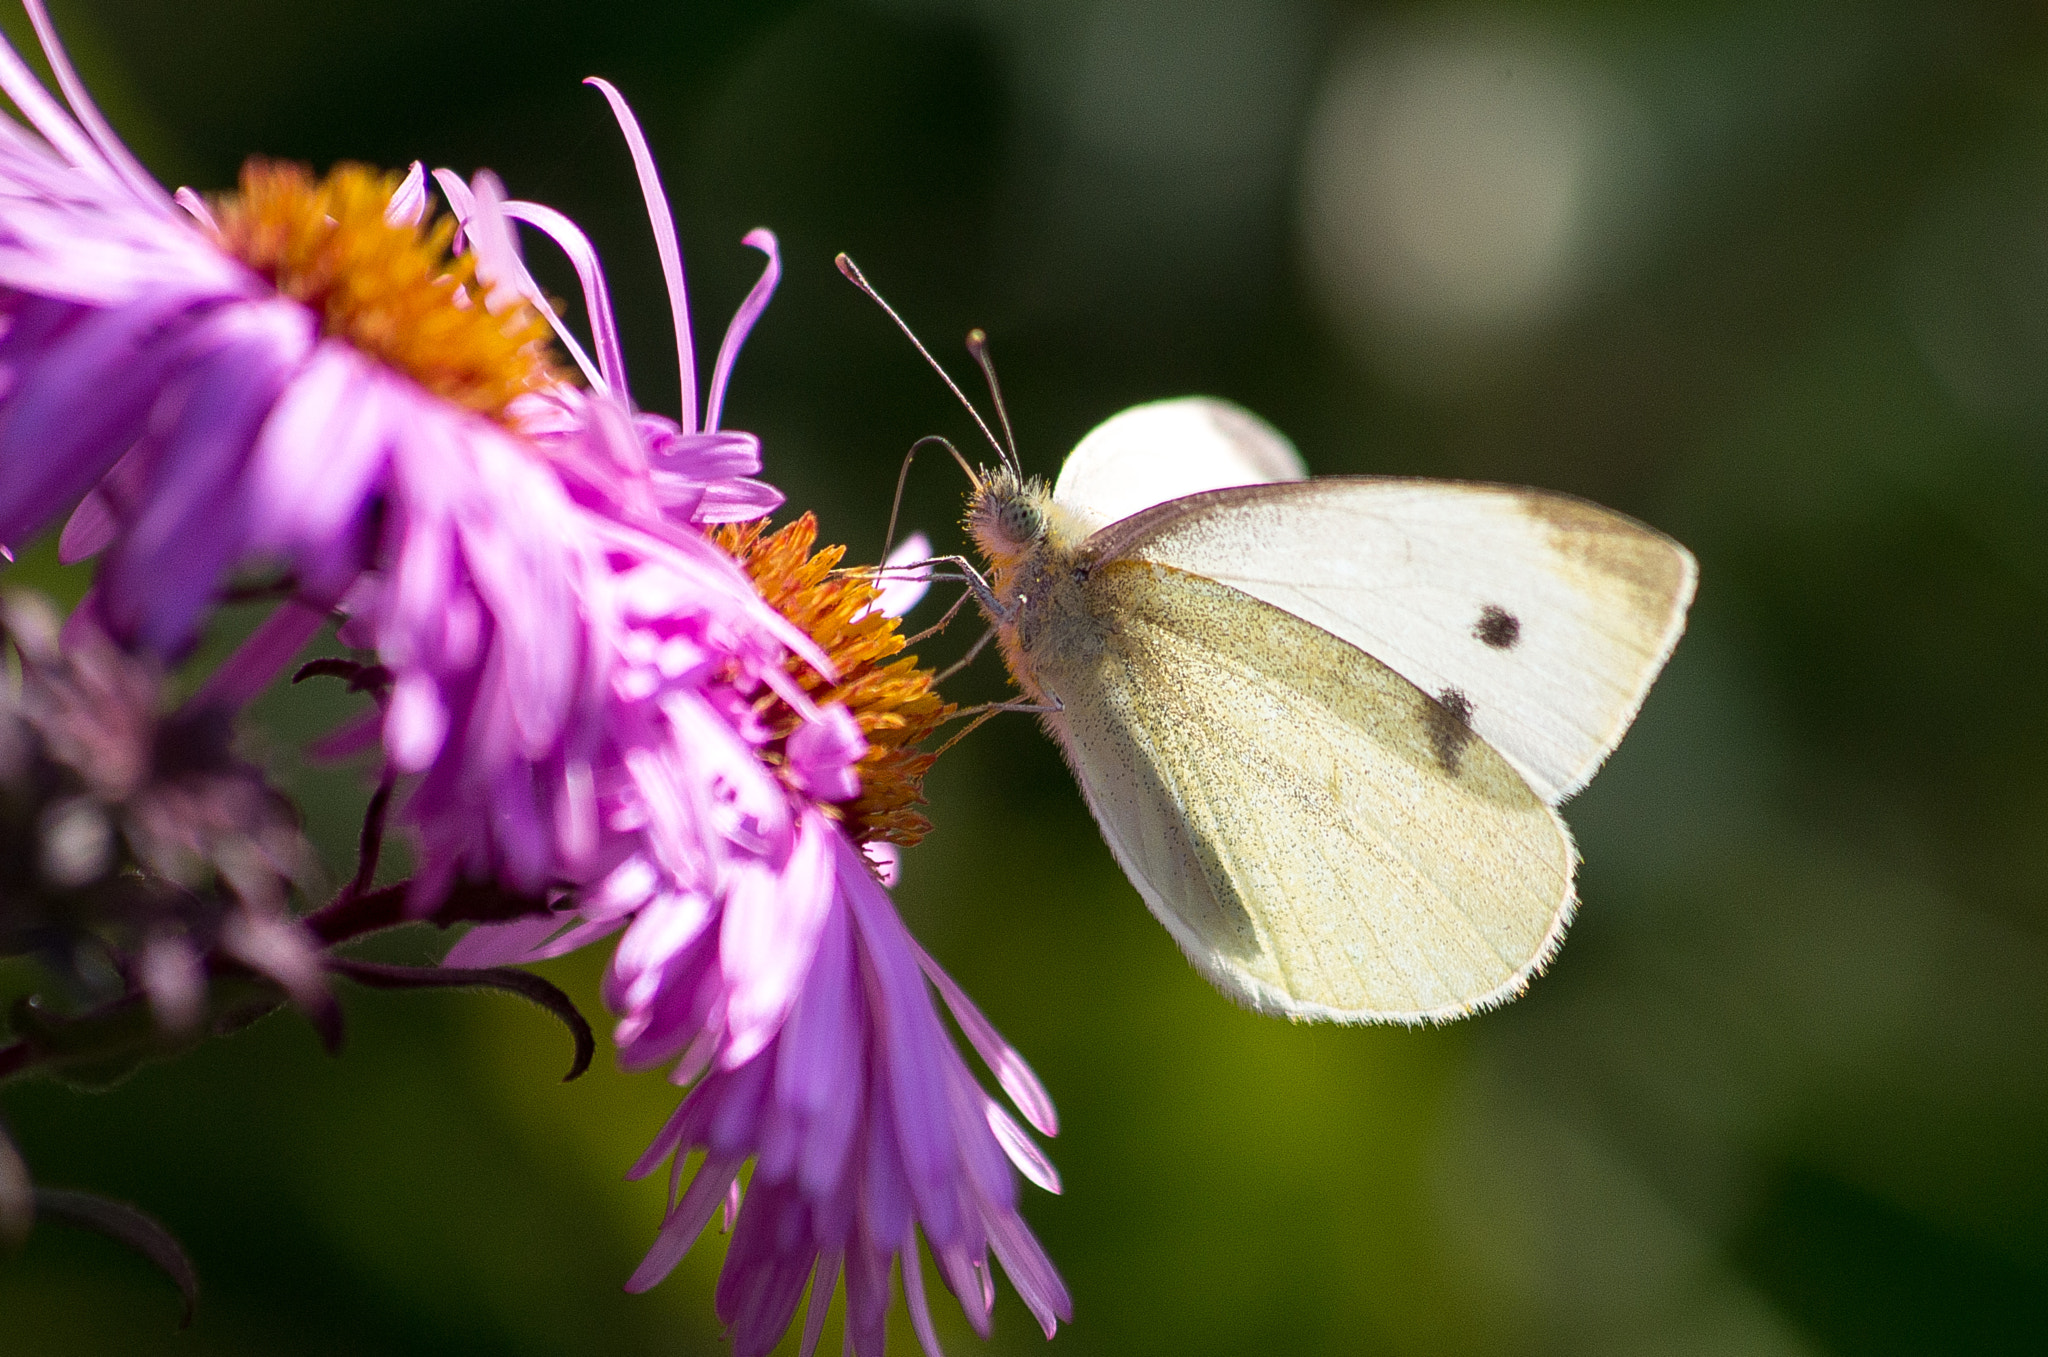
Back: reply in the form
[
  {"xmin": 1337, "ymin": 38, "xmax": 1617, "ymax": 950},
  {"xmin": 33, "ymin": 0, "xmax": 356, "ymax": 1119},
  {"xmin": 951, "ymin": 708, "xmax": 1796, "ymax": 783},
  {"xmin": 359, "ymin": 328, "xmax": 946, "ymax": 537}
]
[
  {"xmin": 614, "ymin": 831, "xmax": 1068, "ymax": 1357},
  {"xmin": 0, "ymin": 6, "xmax": 1069, "ymax": 1347}
]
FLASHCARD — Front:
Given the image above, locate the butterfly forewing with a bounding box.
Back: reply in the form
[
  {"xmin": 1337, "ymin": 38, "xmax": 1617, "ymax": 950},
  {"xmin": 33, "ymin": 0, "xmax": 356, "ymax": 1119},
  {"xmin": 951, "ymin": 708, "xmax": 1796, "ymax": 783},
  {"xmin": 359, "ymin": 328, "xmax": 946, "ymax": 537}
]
[
  {"xmin": 1086, "ymin": 479, "xmax": 1697, "ymax": 805},
  {"xmin": 1041, "ymin": 560, "xmax": 1575, "ymax": 1021}
]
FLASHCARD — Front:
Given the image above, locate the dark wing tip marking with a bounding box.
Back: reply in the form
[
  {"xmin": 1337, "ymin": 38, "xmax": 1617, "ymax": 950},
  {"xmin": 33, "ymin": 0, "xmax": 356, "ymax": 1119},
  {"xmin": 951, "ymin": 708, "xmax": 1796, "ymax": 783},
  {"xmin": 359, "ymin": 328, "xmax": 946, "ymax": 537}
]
[
  {"xmin": 1428, "ymin": 685, "xmax": 1476, "ymax": 774},
  {"xmin": 1474, "ymin": 604, "xmax": 1521, "ymax": 649}
]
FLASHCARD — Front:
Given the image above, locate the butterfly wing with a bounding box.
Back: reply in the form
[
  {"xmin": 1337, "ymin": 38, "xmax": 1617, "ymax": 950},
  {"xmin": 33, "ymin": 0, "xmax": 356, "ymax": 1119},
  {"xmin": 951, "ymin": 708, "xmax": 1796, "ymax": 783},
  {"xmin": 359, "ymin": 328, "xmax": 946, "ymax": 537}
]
[
  {"xmin": 1083, "ymin": 479, "xmax": 1697, "ymax": 805},
  {"xmin": 1038, "ymin": 559, "xmax": 1576, "ymax": 1022},
  {"xmin": 1050, "ymin": 397, "xmax": 1307, "ymax": 540}
]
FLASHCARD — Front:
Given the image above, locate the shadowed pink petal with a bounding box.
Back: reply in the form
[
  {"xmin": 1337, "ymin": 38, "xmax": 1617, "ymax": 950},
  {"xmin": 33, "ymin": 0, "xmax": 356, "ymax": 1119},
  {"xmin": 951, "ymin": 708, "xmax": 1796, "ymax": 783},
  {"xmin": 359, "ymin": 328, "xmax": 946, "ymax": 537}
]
[
  {"xmin": 797, "ymin": 1249, "xmax": 841, "ymax": 1357},
  {"xmin": 187, "ymin": 599, "xmax": 327, "ymax": 713},
  {"xmin": 57, "ymin": 483, "xmax": 119, "ymax": 562},
  {"xmin": 718, "ymin": 1182, "xmax": 820, "ymax": 1357},
  {"xmin": 100, "ymin": 298, "xmax": 316, "ymax": 651},
  {"xmin": 626, "ymin": 1152, "xmax": 744, "ymax": 1293},
  {"xmin": 443, "ymin": 912, "xmax": 567, "ymax": 968},
  {"xmin": 914, "ymin": 939, "xmax": 1059, "ymax": 1136},
  {"xmin": 307, "ymin": 710, "xmax": 381, "ymax": 762},
  {"xmin": 900, "ymin": 1227, "xmax": 946, "ymax": 1357}
]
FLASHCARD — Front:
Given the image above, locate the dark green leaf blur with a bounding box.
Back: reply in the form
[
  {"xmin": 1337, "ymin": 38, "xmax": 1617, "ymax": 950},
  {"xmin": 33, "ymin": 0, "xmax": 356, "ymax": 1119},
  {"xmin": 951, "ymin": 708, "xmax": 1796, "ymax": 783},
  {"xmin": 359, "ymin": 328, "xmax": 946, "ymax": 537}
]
[{"xmin": 5, "ymin": 0, "xmax": 2047, "ymax": 1353}]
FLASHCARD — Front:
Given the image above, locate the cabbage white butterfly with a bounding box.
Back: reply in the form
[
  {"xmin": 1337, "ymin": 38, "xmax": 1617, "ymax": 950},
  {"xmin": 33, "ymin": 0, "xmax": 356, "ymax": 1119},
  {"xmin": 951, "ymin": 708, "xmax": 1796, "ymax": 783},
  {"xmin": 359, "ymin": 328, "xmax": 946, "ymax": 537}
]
[{"xmin": 963, "ymin": 397, "xmax": 1696, "ymax": 1023}]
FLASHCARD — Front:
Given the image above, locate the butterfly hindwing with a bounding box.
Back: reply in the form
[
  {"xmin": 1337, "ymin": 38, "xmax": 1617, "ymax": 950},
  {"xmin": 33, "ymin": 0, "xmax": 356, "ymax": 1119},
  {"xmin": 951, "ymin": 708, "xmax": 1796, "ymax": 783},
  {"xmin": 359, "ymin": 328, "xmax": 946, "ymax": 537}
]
[
  {"xmin": 1039, "ymin": 559, "xmax": 1576, "ymax": 1022},
  {"xmin": 1050, "ymin": 397, "xmax": 1306, "ymax": 541}
]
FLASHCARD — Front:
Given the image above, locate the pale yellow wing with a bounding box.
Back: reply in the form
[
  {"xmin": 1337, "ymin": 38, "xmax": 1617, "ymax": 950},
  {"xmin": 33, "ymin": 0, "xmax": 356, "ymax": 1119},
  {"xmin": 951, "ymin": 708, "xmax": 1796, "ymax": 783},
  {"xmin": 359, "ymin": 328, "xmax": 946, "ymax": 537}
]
[
  {"xmin": 1039, "ymin": 560, "xmax": 1576, "ymax": 1023},
  {"xmin": 1086, "ymin": 479, "xmax": 1697, "ymax": 805}
]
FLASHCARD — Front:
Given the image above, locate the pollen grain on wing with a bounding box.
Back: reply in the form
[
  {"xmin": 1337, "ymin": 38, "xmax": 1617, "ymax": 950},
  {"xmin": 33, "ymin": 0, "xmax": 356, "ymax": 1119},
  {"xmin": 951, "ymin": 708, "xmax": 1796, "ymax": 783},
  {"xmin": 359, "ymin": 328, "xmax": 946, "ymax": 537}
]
[
  {"xmin": 213, "ymin": 159, "xmax": 560, "ymax": 421},
  {"xmin": 717, "ymin": 515, "xmax": 955, "ymax": 850}
]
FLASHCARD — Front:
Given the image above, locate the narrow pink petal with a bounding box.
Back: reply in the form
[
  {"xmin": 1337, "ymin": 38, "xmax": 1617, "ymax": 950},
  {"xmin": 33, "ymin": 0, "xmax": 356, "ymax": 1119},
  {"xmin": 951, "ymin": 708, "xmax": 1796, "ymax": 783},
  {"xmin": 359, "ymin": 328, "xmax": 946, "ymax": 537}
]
[
  {"xmin": 584, "ymin": 77, "xmax": 697, "ymax": 430},
  {"xmin": 668, "ymin": 1026, "xmax": 718, "ymax": 1087},
  {"xmin": 0, "ymin": 290, "xmax": 220, "ymax": 548},
  {"xmin": 932, "ymin": 1243, "xmax": 991, "ymax": 1338},
  {"xmin": 459, "ymin": 170, "xmax": 532, "ymax": 317},
  {"xmin": 22, "ymin": 0, "xmax": 174, "ymax": 211},
  {"xmin": 860, "ymin": 533, "xmax": 933, "ymax": 621},
  {"xmin": 899, "ymin": 1228, "xmax": 946, "ymax": 1357},
  {"xmin": 57, "ymin": 484, "xmax": 117, "ymax": 562},
  {"xmin": 984, "ymin": 1101, "xmax": 1060, "ymax": 1194},
  {"xmin": 625, "ymin": 1152, "xmax": 744, "ymax": 1292},
  {"xmin": 987, "ymin": 1209, "xmax": 1072, "ymax": 1336},
  {"xmin": 384, "ymin": 162, "xmax": 427, "ymax": 226},
  {"xmin": 442, "ymin": 913, "xmax": 565, "ymax": 968},
  {"xmin": 243, "ymin": 343, "xmax": 392, "ymax": 587},
  {"xmin": 60, "ymin": 438, "xmax": 151, "ymax": 564},
  {"xmin": 186, "ymin": 598, "xmax": 328, "ymax": 713},
  {"xmin": 503, "ymin": 198, "xmax": 627, "ymax": 396},
  {"xmin": 774, "ymin": 890, "xmax": 863, "ymax": 1195},
  {"xmin": 0, "ymin": 19, "xmax": 123, "ymax": 189},
  {"xmin": 430, "ymin": 166, "xmax": 474, "ymax": 222},
  {"xmin": 842, "ymin": 1237, "xmax": 891, "ymax": 1357},
  {"xmin": 703, "ymin": 228, "xmax": 779, "ymax": 433},
  {"xmin": 798, "ymin": 1250, "xmax": 841, "ymax": 1357},
  {"xmin": 306, "ymin": 710, "xmax": 381, "ymax": 762},
  {"xmin": 628, "ymin": 1092, "xmax": 707, "ymax": 1182},
  {"xmin": 913, "ymin": 940, "xmax": 1058, "ymax": 1136},
  {"xmin": 172, "ymin": 186, "xmax": 218, "ymax": 233},
  {"xmin": 517, "ymin": 913, "xmax": 629, "ymax": 962},
  {"xmin": 785, "ymin": 705, "xmax": 866, "ymax": 803},
  {"xmin": 690, "ymin": 477, "xmax": 785, "ymax": 523}
]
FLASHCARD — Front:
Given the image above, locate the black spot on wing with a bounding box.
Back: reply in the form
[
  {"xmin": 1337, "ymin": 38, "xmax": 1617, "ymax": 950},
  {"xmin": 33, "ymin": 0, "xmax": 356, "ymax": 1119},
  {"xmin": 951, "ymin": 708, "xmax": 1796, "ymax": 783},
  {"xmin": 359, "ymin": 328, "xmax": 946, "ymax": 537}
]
[
  {"xmin": 1475, "ymin": 604, "xmax": 1521, "ymax": 649},
  {"xmin": 1428, "ymin": 686, "xmax": 1476, "ymax": 775}
]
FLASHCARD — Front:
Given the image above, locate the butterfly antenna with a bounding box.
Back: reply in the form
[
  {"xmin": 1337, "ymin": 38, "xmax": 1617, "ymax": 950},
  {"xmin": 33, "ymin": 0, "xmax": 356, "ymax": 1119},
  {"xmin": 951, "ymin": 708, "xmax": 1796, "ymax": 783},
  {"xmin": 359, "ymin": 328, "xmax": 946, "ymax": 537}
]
[
  {"xmin": 836, "ymin": 253, "xmax": 1009, "ymax": 466},
  {"xmin": 965, "ymin": 329, "xmax": 1021, "ymax": 476},
  {"xmin": 883, "ymin": 434, "xmax": 978, "ymax": 561}
]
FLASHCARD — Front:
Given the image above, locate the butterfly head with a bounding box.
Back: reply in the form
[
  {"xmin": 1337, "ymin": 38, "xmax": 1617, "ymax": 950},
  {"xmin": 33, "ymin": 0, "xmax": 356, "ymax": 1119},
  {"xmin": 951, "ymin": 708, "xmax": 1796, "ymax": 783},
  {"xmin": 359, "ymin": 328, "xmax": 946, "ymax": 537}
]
[{"xmin": 966, "ymin": 465, "xmax": 1056, "ymax": 571}]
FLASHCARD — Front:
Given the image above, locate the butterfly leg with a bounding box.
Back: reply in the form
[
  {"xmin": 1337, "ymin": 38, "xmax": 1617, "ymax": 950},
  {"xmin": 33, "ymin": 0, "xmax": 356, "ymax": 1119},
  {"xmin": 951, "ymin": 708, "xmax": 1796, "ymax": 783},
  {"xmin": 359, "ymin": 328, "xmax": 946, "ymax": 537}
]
[
  {"xmin": 899, "ymin": 586, "xmax": 977, "ymax": 647},
  {"xmin": 918, "ymin": 554, "xmax": 1009, "ymax": 621},
  {"xmin": 929, "ymin": 695, "xmax": 1062, "ymax": 759},
  {"xmin": 936, "ymin": 625, "xmax": 999, "ymax": 682}
]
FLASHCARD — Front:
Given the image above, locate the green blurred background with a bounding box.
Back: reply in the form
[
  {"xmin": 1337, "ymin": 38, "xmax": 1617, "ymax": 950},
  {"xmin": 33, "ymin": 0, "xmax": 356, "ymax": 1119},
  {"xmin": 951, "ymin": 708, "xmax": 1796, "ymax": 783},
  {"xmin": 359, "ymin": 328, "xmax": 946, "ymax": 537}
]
[{"xmin": 6, "ymin": 0, "xmax": 2048, "ymax": 1352}]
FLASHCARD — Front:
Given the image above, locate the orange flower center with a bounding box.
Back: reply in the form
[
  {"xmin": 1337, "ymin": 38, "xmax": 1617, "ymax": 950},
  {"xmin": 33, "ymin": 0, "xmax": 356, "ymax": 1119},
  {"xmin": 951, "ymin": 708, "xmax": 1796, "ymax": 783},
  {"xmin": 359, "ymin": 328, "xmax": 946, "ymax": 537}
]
[
  {"xmin": 213, "ymin": 159, "xmax": 560, "ymax": 422},
  {"xmin": 717, "ymin": 516, "xmax": 954, "ymax": 850}
]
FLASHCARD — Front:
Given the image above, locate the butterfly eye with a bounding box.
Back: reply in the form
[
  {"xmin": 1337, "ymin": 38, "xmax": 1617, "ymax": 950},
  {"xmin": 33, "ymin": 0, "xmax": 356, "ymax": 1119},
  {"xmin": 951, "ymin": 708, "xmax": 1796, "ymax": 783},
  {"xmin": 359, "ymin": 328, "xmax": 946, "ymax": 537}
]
[{"xmin": 995, "ymin": 496, "xmax": 1044, "ymax": 548}]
